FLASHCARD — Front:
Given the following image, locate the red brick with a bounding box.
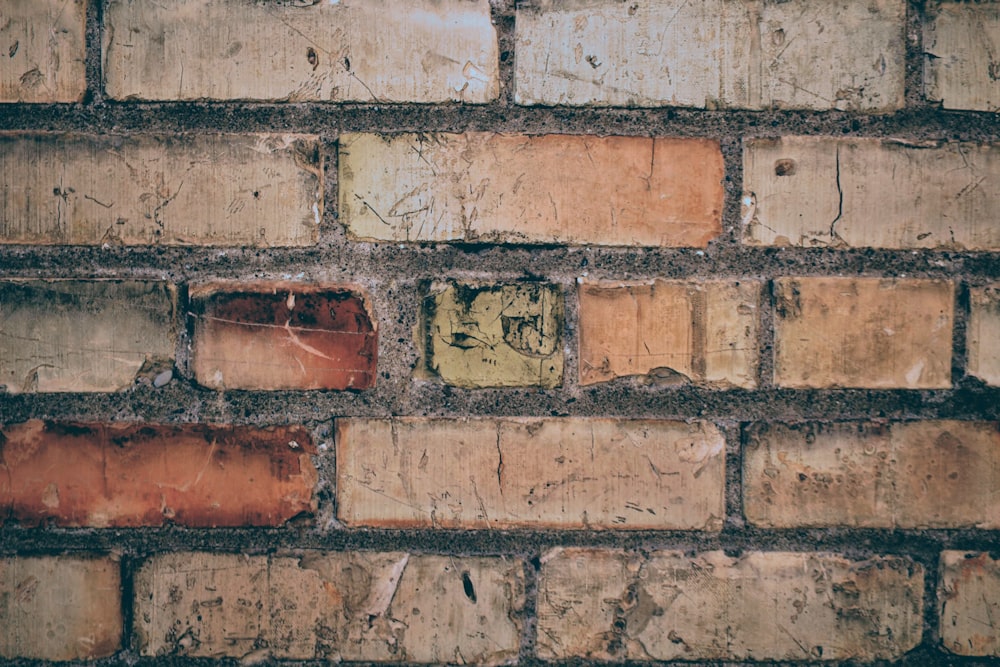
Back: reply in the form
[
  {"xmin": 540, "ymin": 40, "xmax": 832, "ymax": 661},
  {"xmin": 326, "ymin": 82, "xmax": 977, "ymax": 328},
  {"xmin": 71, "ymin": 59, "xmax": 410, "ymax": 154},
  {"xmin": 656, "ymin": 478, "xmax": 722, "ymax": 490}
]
[
  {"xmin": 190, "ymin": 282, "xmax": 377, "ymax": 390},
  {"xmin": 0, "ymin": 421, "xmax": 317, "ymax": 527}
]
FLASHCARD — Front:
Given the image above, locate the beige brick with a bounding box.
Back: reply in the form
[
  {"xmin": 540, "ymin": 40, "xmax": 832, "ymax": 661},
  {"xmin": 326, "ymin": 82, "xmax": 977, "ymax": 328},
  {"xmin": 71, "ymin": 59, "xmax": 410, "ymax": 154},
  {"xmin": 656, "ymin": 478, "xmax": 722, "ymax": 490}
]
[
  {"xmin": 969, "ymin": 286, "xmax": 1000, "ymax": 386},
  {"xmin": 423, "ymin": 282, "xmax": 563, "ymax": 388},
  {"xmin": 515, "ymin": 0, "xmax": 904, "ymax": 111},
  {"xmin": 339, "ymin": 133, "xmax": 723, "ymax": 246},
  {"xmin": 337, "ymin": 418, "xmax": 724, "ymax": 530},
  {"xmin": 925, "ymin": 2, "xmax": 1000, "ymax": 112},
  {"xmin": 745, "ymin": 421, "xmax": 1000, "ymax": 529},
  {"xmin": 104, "ymin": 0, "xmax": 498, "ymax": 103},
  {"xmin": 0, "ymin": 1, "xmax": 86, "ymax": 103},
  {"xmin": 744, "ymin": 137, "xmax": 1000, "ymax": 250},
  {"xmin": 0, "ymin": 132, "xmax": 320, "ymax": 246},
  {"xmin": 135, "ymin": 552, "xmax": 523, "ymax": 664},
  {"xmin": 0, "ymin": 280, "xmax": 176, "ymax": 393},
  {"xmin": 579, "ymin": 280, "xmax": 759, "ymax": 388},
  {"xmin": 537, "ymin": 548, "xmax": 923, "ymax": 662},
  {"xmin": 0, "ymin": 555, "xmax": 121, "ymax": 661},
  {"xmin": 773, "ymin": 277, "xmax": 953, "ymax": 388},
  {"xmin": 940, "ymin": 552, "xmax": 1000, "ymax": 656}
]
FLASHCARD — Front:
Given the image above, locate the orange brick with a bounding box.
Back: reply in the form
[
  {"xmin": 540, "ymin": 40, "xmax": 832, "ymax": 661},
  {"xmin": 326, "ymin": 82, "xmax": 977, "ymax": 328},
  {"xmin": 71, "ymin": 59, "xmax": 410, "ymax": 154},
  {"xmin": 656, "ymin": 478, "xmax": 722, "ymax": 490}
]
[
  {"xmin": 190, "ymin": 282, "xmax": 377, "ymax": 390},
  {"xmin": 0, "ymin": 421, "xmax": 317, "ymax": 527},
  {"xmin": 940, "ymin": 552, "xmax": 1000, "ymax": 656}
]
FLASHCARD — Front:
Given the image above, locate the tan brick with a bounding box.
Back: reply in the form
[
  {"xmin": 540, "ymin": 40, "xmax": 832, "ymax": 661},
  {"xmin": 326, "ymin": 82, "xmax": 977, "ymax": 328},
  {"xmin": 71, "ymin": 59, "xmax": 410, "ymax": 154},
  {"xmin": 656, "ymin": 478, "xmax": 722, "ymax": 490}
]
[
  {"xmin": 339, "ymin": 133, "xmax": 723, "ymax": 246},
  {"xmin": 0, "ymin": 280, "xmax": 176, "ymax": 393},
  {"xmin": 189, "ymin": 282, "xmax": 377, "ymax": 391},
  {"xmin": 104, "ymin": 0, "xmax": 498, "ymax": 103},
  {"xmin": 0, "ymin": 1, "xmax": 86, "ymax": 103},
  {"xmin": 0, "ymin": 421, "xmax": 316, "ymax": 527},
  {"xmin": 969, "ymin": 286, "xmax": 1000, "ymax": 386},
  {"xmin": 423, "ymin": 282, "xmax": 563, "ymax": 388},
  {"xmin": 940, "ymin": 552, "xmax": 1000, "ymax": 656},
  {"xmin": 773, "ymin": 277, "xmax": 953, "ymax": 388},
  {"xmin": 579, "ymin": 279, "xmax": 759, "ymax": 388},
  {"xmin": 0, "ymin": 132, "xmax": 320, "ymax": 246},
  {"xmin": 744, "ymin": 137, "xmax": 1000, "ymax": 249},
  {"xmin": 0, "ymin": 555, "xmax": 121, "ymax": 661},
  {"xmin": 337, "ymin": 418, "xmax": 724, "ymax": 530},
  {"xmin": 135, "ymin": 552, "xmax": 523, "ymax": 664},
  {"xmin": 537, "ymin": 548, "xmax": 923, "ymax": 662},
  {"xmin": 925, "ymin": 2, "xmax": 1000, "ymax": 112},
  {"xmin": 745, "ymin": 421, "xmax": 1000, "ymax": 529},
  {"xmin": 515, "ymin": 0, "xmax": 904, "ymax": 111}
]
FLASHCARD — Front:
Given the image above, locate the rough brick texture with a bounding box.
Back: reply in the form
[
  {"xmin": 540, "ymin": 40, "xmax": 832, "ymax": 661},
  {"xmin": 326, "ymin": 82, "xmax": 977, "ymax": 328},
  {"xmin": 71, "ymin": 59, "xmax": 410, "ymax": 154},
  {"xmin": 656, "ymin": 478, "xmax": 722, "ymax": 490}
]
[
  {"xmin": 0, "ymin": 1, "xmax": 86, "ymax": 103},
  {"xmin": 940, "ymin": 552, "xmax": 1000, "ymax": 656},
  {"xmin": 968, "ymin": 285, "xmax": 1000, "ymax": 386},
  {"xmin": 925, "ymin": 1, "xmax": 1000, "ymax": 112}
]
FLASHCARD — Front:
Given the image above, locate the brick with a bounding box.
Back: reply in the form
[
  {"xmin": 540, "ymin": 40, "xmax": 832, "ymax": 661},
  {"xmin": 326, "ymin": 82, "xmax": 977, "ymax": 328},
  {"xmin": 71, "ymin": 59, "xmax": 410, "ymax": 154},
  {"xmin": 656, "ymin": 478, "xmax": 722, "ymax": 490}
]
[
  {"xmin": 968, "ymin": 286, "xmax": 1000, "ymax": 386},
  {"xmin": 0, "ymin": 132, "xmax": 320, "ymax": 246},
  {"xmin": 745, "ymin": 421, "xmax": 1000, "ymax": 529},
  {"xmin": 104, "ymin": 0, "xmax": 498, "ymax": 103},
  {"xmin": 135, "ymin": 551, "xmax": 523, "ymax": 663},
  {"xmin": 773, "ymin": 277, "xmax": 953, "ymax": 388},
  {"xmin": 339, "ymin": 133, "xmax": 723, "ymax": 246},
  {"xmin": 515, "ymin": 0, "xmax": 904, "ymax": 112},
  {"xmin": 579, "ymin": 279, "xmax": 759, "ymax": 388},
  {"xmin": 0, "ymin": 1, "xmax": 86, "ymax": 103},
  {"xmin": 925, "ymin": 2, "xmax": 1000, "ymax": 112},
  {"xmin": 0, "ymin": 420, "xmax": 316, "ymax": 527},
  {"xmin": 537, "ymin": 548, "xmax": 923, "ymax": 662},
  {"xmin": 423, "ymin": 282, "xmax": 563, "ymax": 388},
  {"xmin": 189, "ymin": 283, "xmax": 377, "ymax": 391},
  {"xmin": 0, "ymin": 280, "xmax": 176, "ymax": 393},
  {"xmin": 940, "ymin": 552, "xmax": 1000, "ymax": 656},
  {"xmin": 0, "ymin": 555, "xmax": 121, "ymax": 660},
  {"xmin": 337, "ymin": 418, "xmax": 724, "ymax": 530},
  {"xmin": 744, "ymin": 137, "xmax": 1000, "ymax": 250}
]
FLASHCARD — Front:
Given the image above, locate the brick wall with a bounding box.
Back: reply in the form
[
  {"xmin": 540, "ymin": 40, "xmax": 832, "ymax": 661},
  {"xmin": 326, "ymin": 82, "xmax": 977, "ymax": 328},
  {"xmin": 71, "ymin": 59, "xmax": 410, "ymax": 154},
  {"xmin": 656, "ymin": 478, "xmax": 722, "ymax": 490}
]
[{"xmin": 1, "ymin": 0, "xmax": 998, "ymax": 664}]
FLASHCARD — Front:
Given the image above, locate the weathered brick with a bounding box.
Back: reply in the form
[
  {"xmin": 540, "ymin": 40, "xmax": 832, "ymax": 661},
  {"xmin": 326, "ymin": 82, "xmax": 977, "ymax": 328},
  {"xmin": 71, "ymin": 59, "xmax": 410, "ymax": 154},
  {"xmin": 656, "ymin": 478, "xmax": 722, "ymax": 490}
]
[
  {"xmin": 773, "ymin": 277, "xmax": 953, "ymax": 388},
  {"xmin": 925, "ymin": 2, "xmax": 1000, "ymax": 112},
  {"xmin": 745, "ymin": 421, "xmax": 1000, "ymax": 529},
  {"xmin": 0, "ymin": 420, "xmax": 316, "ymax": 527},
  {"xmin": 0, "ymin": 132, "xmax": 320, "ymax": 246},
  {"xmin": 537, "ymin": 548, "xmax": 923, "ymax": 662},
  {"xmin": 104, "ymin": 0, "xmax": 498, "ymax": 103},
  {"xmin": 0, "ymin": 555, "xmax": 121, "ymax": 661},
  {"xmin": 968, "ymin": 286, "xmax": 1000, "ymax": 386},
  {"xmin": 0, "ymin": 280, "xmax": 176, "ymax": 393},
  {"xmin": 744, "ymin": 137, "xmax": 1000, "ymax": 249},
  {"xmin": 135, "ymin": 552, "xmax": 523, "ymax": 663},
  {"xmin": 940, "ymin": 551, "xmax": 1000, "ymax": 656},
  {"xmin": 515, "ymin": 0, "xmax": 904, "ymax": 111},
  {"xmin": 423, "ymin": 282, "xmax": 563, "ymax": 388},
  {"xmin": 189, "ymin": 283, "xmax": 377, "ymax": 391},
  {"xmin": 579, "ymin": 280, "xmax": 759, "ymax": 388},
  {"xmin": 0, "ymin": 1, "xmax": 86, "ymax": 103},
  {"xmin": 337, "ymin": 418, "xmax": 724, "ymax": 530},
  {"xmin": 339, "ymin": 133, "xmax": 723, "ymax": 246}
]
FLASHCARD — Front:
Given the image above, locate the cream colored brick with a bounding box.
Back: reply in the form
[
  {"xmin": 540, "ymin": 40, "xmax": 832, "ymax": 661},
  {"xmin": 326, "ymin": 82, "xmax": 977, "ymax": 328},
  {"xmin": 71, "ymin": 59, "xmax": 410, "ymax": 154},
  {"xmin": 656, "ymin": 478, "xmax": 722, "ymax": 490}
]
[
  {"xmin": 0, "ymin": 1, "xmax": 86, "ymax": 102},
  {"xmin": 0, "ymin": 280, "xmax": 176, "ymax": 393},
  {"xmin": 537, "ymin": 548, "xmax": 923, "ymax": 662},
  {"xmin": 940, "ymin": 552, "xmax": 1000, "ymax": 656},
  {"xmin": 579, "ymin": 279, "xmax": 759, "ymax": 388},
  {"xmin": 515, "ymin": 0, "xmax": 904, "ymax": 111},
  {"xmin": 744, "ymin": 137, "xmax": 1000, "ymax": 249},
  {"xmin": 0, "ymin": 133, "xmax": 319, "ymax": 246},
  {"xmin": 104, "ymin": 0, "xmax": 498, "ymax": 103},
  {"xmin": 0, "ymin": 555, "xmax": 121, "ymax": 661},
  {"xmin": 773, "ymin": 277, "xmax": 953, "ymax": 388},
  {"xmin": 969, "ymin": 286, "xmax": 1000, "ymax": 386},
  {"xmin": 337, "ymin": 418, "xmax": 724, "ymax": 530},
  {"xmin": 925, "ymin": 2, "xmax": 1000, "ymax": 112},
  {"xmin": 339, "ymin": 133, "xmax": 723, "ymax": 246},
  {"xmin": 745, "ymin": 421, "xmax": 1000, "ymax": 529},
  {"xmin": 135, "ymin": 552, "xmax": 523, "ymax": 664}
]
